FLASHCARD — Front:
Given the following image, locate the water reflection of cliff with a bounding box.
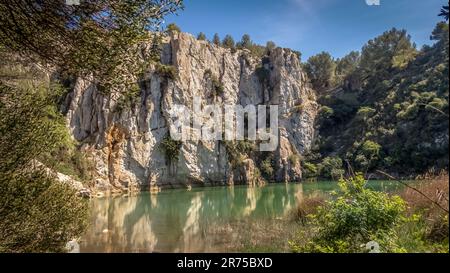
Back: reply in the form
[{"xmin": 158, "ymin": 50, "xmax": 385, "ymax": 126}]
[{"xmin": 80, "ymin": 183, "xmax": 305, "ymax": 253}]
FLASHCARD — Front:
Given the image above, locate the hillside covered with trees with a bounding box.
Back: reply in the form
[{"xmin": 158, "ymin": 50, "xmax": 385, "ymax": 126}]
[{"xmin": 303, "ymin": 21, "xmax": 449, "ymax": 179}]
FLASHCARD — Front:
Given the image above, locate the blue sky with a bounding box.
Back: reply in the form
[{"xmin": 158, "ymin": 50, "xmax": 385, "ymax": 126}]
[{"xmin": 165, "ymin": 0, "xmax": 446, "ymax": 60}]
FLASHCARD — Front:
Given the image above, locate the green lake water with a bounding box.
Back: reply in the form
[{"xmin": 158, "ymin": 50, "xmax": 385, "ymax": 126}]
[{"xmin": 80, "ymin": 180, "xmax": 408, "ymax": 253}]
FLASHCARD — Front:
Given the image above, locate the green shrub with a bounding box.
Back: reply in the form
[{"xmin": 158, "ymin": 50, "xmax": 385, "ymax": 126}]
[
  {"xmin": 361, "ymin": 140, "xmax": 380, "ymax": 157},
  {"xmin": 222, "ymin": 35, "xmax": 235, "ymax": 50},
  {"xmin": 204, "ymin": 69, "xmax": 224, "ymax": 96},
  {"xmin": 266, "ymin": 41, "xmax": 276, "ymax": 52},
  {"xmin": 426, "ymin": 97, "xmax": 447, "ymax": 111},
  {"xmin": 396, "ymin": 103, "xmax": 419, "ymax": 120},
  {"xmin": 288, "ymin": 154, "xmax": 301, "ymax": 165},
  {"xmin": 357, "ymin": 140, "xmax": 382, "ymax": 170},
  {"xmin": 290, "ymin": 174, "xmax": 406, "ymax": 253},
  {"xmin": 166, "ymin": 23, "xmax": 181, "ymax": 33},
  {"xmin": 236, "ymin": 140, "xmax": 256, "ymax": 155},
  {"xmin": 223, "ymin": 140, "xmax": 255, "ymax": 168},
  {"xmin": 256, "ymin": 66, "xmax": 270, "ymax": 85},
  {"xmin": 319, "ymin": 106, "xmax": 334, "ymax": 119},
  {"xmin": 212, "ymin": 33, "xmax": 221, "ymax": 46},
  {"xmin": 317, "ymin": 157, "xmax": 344, "ymax": 180},
  {"xmin": 160, "ymin": 135, "xmax": 182, "ymax": 165},
  {"xmin": 197, "ymin": 32, "xmax": 206, "ymax": 41},
  {"xmin": 0, "ymin": 82, "xmax": 89, "ymax": 252},
  {"xmin": 44, "ymin": 146, "xmax": 95, "ymax": 182},
  {"xmin": 354, "ymin": 154, "xmax": 369, "ymax": 170},
  {"xmin": 115, "ymin": 83, "xmax": 141, "ymax": 113},
  {"xmin": 0, "ymin": 169, "xmax": 89, "ymax": 253},
  {"xmin": 212, "ymin": 77, "xmax": 224, "ymax": 95},
  {"xmin": 302, "ymin": 162, "xmax": 318, "ymax": 178},
  {"xmin": 156, "ymin": 63, "xmax": 178, "ymax": 80},
  {"xmin": 260, "ymin": 158, "xmax": 274, "ymax": 178},
  {"xmin": 356, "ymin": 106, "xmax": 376, "ymax": 120}
]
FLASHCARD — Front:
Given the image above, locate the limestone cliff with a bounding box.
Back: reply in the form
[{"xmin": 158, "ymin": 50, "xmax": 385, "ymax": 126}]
[{"xmin": 64, "ymin": 32, "xmax": 318, "ymax": 192}]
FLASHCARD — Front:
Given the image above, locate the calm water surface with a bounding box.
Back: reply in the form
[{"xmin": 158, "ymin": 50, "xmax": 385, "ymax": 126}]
[{"xmin": 80, "ymin": 181, "xmax": 408, "ymax": 253}]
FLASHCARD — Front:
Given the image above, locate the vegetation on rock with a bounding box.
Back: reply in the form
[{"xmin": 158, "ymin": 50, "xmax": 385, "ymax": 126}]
[{"xmin": 160, "ymin": 135, "xmax": 182, "ymax": 166}]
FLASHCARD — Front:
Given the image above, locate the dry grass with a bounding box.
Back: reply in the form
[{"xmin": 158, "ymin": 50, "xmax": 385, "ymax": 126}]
[
  {"xmin": 289, "ymin": 192, "xmax": 327, "ymax": 224},
  {"xmin": 205, "ymin": 218, "xmax": 300, "ymax": 253},
  {"xmin": 201, "ymin": 192, "xmax": 329, "ymax": 253},
  {"xmin": 399, "ymin": 172, "xmax": 449, "ymax": 243},
  {"xmin": 400, "ymin": 172, "xmax": 449, "ymax": 216}
]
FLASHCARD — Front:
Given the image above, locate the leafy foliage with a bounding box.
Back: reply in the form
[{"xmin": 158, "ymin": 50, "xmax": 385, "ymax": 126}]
[
  {"xmin": 222, "ymin": 35, "xmax": 236, "ymax": 50},
  {"xmin": 197, "ymin": 32, "xmax": 207, "ymax": 41},
  {"xmin": 213, "ymin": 33, "xmax": 221, "ymax": 46},
  {"xmin": 160, "ymin": 135, "xmax": 182, "ymax": 165},
  {"xmin": 156, "ymin": 63, "xmax": 178, "ymax": 80},
  {"xmin": 317, "ymin": 157, "xmax": 345, "ymax": 180},
  {"xmin": 204, "ymin": 69, "xmax": 224, "ymax": 96},
  {"xmin": 166, "ymin": 23, "xmax": 182, "ymax": 33},
  {"xmin": 0, "ymin": 0, "xmax": 183, "ymax": 89},
  {"xmin": 439, "ymin": 4, "xmax": 449, "ymax": 20},
  {"xmin": 115, "ymin": 83, "xmax": 142, "ymax": 113},
  {"xmin": 260, "ymin": 157, "xmax": 275, "ymax": 178},
  {"xmin": 290, "ymin": 174, "xmax": 406, "ymax": 253},
  {"xmin": 304, "ymin": 52, "xmax": 336, "ymax": 91},
  {"xmin": 310, "ymin": 23, "xmax": 449, "ymax": 176},
  {"xmin": 0, "ymin": 82, "xmax": 89, "ymax": 252},
  {"xmin": 223, "ymin": 140, "xmax": 256, "ymax": 168},
  {"xmin": 234, "ymin": 34, "xmax": 267, "ymax": 58},
  {"xmin": 335, "ymin": 51, "xmax": 360, "ymax": 86},
  {"xmin": 302, "ymin": 162, "xmax": 318, "ymax": 179},
  {"xmin": 266, "ymin": 41, "xmax": 276, "ymax": 52}
]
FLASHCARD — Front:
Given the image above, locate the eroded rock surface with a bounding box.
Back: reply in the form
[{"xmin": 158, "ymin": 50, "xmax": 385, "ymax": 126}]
[{"xmin": 65, "ymin": 32, "xmax": 318, "ymax": 192}]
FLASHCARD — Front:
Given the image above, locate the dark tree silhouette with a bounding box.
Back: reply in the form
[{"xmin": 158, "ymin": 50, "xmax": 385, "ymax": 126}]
[
  {"xmin": 439, "ymin": 3, "xmax": 449, "ymax": 20},
  {"xmin": 0, "ymin": 0, "xmax": 183, "ymax": 87}
]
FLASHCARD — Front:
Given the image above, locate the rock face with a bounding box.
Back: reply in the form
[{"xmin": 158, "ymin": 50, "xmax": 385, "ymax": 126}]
[{"xmin": 65, "ymin": 32, "xmax": 318, "ymax": 192}]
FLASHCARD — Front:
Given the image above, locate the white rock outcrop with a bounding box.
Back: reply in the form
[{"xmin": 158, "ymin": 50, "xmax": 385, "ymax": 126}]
[{"xmin": 65, "ymin": 32, "xmax": 318, "ymax": 191}]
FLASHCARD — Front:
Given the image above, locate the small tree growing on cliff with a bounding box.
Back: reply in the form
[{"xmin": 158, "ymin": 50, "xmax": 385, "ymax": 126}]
[
  {"xmin": 266, "ymin": 41, "xmax": 276, "ymax": 52},
  {"xmin": 222, "ymin": 35, "xmax": 236, "ymax": 49},
  {"xmin": 160, "ymin": 135, "xmax": 182, "ymax": 168},
  {"xmin": 238, "ymin": 34, "xmax": 253, "ymax": 49},
  {"xmin": 166, "ymin": 23, "xmax": 182, "ymax": 33},
  {"xmin": 197, "ymin": 32, "xmax": 207, "ymax": 41},
  {"xmin": 213, "ymin": 33, "xmax": 221, "ymax": 46},
  {"xmin": 304, "ymin": 52, "xmax": 337, "ymax": 92}
]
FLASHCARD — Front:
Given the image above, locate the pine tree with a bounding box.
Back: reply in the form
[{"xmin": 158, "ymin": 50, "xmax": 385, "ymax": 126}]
[
  {"xmin": 213, "ymin": 33, "xmax": 221, "ymax": 46},
  {"xmin": 197, "ymin": 32, "xmax": 207, "ymax": 41},
  {"xmin": 222, "ymin": 35, "xmax": 235, "ymax": 49},
  {"xmin": 167, "ymin": 23, "xmax": 182, "ymax": 33},
  {"xmin": 240, "ymin": 34, "xmax": 253, "ymax": 49}
]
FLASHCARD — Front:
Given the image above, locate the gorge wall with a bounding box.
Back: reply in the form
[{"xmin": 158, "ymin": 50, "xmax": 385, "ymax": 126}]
[{"xmin": 64, "ymin": 32, "xmax": 318, "ymax": 192}]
